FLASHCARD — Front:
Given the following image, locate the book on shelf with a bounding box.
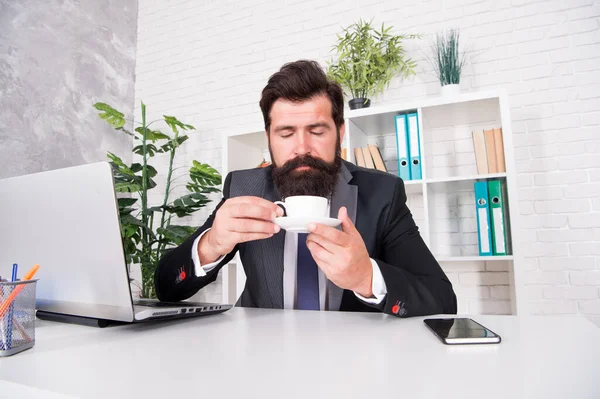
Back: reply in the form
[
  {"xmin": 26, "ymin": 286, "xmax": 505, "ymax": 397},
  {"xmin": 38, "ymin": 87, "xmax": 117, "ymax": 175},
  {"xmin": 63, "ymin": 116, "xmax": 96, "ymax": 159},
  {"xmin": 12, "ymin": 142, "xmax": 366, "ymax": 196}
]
[
  {"xmin": 472, "ymin": 127, "xmax": 506, "ymax": 175},
  {"xmin": 362, "ymin": 147, "xmax": 375, "ymax": 169},
  {"xmin": 406, "ymin": 113, "xmax": 422, "ymax": 180},
  {"xmin": 395, "ymin": 113, "xmax": 422, "ymax": 181},
  {"xmin": 354, "ymin": 147, "xmax": 365, "ymax": 167},
  {"xmin": 474, "ymin": 181, "xmax": 493, "ymax": 256},
  {"xmin": 474, "ymin": 179, "xmax": 511, "ymax": 256},
  {"xmin": 353, "ymin": 145, "xmax": 387, "ymax": 172},
  {"xmin": 493, "ymin": 128, "xmax": 506, "ymax": 173},
  {"xmin": 395, "ymin": 114, "xmax": 411, "ymax": 181},
  {"xmin": 488, "ymin": 180, "xmax": 508, "ymax": 255},
  {"xmin": 367, "ymin": 144, "xmax": 387, "ymax": 172},
  {"xmin": 484, "ymin": 129, "xmax": 498, "ymax": 174},
  {"xmin": 472, "ymin": 130, "xmax": 488, "ymax": 174}
]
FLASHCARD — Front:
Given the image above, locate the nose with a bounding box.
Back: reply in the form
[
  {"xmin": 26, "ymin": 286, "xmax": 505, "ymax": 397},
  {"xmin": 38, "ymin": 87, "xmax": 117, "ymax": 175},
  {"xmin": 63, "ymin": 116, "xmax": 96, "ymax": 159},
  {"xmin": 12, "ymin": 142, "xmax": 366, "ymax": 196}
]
[{"xmin": 293, "ymin": 131, "xmax": 312, "ymax": 156}]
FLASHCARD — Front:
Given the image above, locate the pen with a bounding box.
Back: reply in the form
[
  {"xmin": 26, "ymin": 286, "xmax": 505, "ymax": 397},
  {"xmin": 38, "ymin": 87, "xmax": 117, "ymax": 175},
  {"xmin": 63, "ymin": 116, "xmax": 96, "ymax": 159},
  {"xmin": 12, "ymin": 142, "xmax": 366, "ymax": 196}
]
[
  {"xmin": 7, "ymin": 264, "xmax": 18, "ymax": 350},
  {"xmin": 0, "ymin": 264, "xmax": 40, "ymax": 318}
]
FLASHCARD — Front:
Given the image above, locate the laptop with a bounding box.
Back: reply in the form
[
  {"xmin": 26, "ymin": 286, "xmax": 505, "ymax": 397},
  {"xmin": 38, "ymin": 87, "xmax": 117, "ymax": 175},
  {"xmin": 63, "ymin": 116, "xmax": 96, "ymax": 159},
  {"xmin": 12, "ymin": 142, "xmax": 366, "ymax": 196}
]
[{"xmin": 0, "ymin": 161, "xmax": 232, "ymax": 326}]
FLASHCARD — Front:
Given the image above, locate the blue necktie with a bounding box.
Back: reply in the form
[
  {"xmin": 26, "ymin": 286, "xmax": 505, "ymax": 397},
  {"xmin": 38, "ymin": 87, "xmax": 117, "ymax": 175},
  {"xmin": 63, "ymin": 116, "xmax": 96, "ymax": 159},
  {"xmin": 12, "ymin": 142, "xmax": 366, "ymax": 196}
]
[{"xmin": 296, "ymin": 233, "xmax": 319, "ymax": 310}]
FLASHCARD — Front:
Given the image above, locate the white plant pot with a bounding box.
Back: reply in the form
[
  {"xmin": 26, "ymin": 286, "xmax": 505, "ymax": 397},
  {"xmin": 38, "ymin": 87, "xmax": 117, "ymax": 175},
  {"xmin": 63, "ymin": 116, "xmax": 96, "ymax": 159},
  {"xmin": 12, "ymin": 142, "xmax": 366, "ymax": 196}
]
[{"xmin": 440, "ymin": 84, "xmax": 460, "ymax": 97}]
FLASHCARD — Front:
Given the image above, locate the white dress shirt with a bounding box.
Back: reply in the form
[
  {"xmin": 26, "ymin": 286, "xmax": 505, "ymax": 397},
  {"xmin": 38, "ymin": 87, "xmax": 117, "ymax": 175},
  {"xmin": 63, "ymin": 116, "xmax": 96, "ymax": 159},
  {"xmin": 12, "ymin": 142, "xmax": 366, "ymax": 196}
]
[{"xmin": 190, "ymin": 227, "xmax": 388, "ymax": 309}]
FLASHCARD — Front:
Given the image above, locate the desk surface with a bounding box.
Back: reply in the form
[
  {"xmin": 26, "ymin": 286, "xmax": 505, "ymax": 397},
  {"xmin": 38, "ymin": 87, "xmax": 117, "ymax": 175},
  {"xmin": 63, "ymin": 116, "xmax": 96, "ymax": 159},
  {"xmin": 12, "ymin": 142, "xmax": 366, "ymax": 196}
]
[{"xmin": 1, "ymin": 308, "xmax": 599, "ymax": 399}]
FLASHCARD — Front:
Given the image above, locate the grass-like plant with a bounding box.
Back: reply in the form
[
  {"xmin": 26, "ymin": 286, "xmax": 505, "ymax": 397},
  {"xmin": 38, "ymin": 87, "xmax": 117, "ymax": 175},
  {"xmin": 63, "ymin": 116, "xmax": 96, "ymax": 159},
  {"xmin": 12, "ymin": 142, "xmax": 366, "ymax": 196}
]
[{"xmin": 432, "ymin": 29, "xmax": 467, "ymax": 86}]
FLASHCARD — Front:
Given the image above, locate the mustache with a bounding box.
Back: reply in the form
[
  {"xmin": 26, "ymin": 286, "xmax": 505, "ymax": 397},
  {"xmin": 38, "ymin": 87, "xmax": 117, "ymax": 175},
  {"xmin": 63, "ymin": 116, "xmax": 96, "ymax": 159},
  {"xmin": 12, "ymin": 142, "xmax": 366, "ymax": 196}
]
[{"xmin": 275, "ymin": 155, "xmax": 333, "ymax": 173}]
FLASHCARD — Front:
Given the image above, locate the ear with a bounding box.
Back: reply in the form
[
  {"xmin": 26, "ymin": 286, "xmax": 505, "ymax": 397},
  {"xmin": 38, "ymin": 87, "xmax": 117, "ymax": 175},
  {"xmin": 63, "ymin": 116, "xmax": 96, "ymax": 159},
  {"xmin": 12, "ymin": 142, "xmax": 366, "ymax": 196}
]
[{"xmin": 339, "ymin": 123, "xmax": 345, "ymax": 144}]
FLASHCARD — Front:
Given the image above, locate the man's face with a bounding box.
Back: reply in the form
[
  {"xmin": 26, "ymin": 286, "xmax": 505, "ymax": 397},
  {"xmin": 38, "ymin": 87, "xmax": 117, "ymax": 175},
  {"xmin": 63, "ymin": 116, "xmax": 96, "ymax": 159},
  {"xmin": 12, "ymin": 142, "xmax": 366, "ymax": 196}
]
[
  {"xmin": 268, "ymin": 94, "xmax": 344, "ymax": 167},
  {"xmin": 268, "ymin": 94, "xmax": 345, "ymax": 199}
]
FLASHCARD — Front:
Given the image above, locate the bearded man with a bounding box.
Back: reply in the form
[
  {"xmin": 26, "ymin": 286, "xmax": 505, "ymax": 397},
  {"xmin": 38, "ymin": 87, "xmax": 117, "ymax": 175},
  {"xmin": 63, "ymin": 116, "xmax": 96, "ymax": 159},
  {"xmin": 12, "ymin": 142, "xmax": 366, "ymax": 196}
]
[{"xmin": 154, "ymin": 60, "xmax": 457, "ymax": 317}]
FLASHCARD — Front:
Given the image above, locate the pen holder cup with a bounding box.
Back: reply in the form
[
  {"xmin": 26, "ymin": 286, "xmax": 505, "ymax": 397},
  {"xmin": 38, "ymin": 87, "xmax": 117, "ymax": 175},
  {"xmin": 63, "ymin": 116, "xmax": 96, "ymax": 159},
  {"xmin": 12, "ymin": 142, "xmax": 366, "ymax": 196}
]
[{"xmin": 0, "ymin": 280, "xmax": 37, "ymax": 357}]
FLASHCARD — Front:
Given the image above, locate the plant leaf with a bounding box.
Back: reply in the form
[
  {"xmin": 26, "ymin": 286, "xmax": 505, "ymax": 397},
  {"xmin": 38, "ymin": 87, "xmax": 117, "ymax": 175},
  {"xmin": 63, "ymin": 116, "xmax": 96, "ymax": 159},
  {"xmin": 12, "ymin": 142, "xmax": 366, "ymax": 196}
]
[
  {"xmin": 134, "ymin": 127, "xmax": 171, "ymax": 142},
  {"xmin": 188, "ymin": 160, "xmax": 221, "ymax": 189},
  {"xmin": 115, "ymin": 181, "xmax": 143, "ymax": 193},
  {"xmin": 164, "ymin": 115, "xmax": 195, "ymax": 135},
  {"xmin": 94, "ymin": 103, "xmax": 126, "ymax": 128},
  {"xmin": 166, "ymin": 192, "xmax": 210, "ymax": 217},
  {"xmin": 118, "ymin": 197, "xmax": 138, "ymax": 208},
  {"xmin": 160, "ymin": 135, "xmax": 189, "ymax": 152},
  {"xmin": 107, "ymin": 152, "xmax": 135, "ymax": 176},
  {"xmin": 133, "ymin": 143, "xmax": 158, "ymax": 157},
  {"xmin": 157, "ymin": 225, "xmax": 197, "ymax": 246}
]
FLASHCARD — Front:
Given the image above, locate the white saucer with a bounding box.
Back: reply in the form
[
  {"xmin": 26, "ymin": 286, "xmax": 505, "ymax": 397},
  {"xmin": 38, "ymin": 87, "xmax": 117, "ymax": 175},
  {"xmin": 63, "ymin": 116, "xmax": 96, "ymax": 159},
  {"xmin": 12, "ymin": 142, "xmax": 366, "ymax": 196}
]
[{"xmin": 273, "ymin": 216, "xmax": 342, "ymax": 233}]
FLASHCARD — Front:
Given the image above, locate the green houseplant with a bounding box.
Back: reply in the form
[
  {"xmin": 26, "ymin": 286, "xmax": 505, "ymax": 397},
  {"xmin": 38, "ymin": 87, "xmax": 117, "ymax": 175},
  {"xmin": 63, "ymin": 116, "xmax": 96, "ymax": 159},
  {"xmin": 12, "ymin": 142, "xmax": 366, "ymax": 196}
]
[
  {"xmin": 327, "ymin": 19, "xmax": 420, "ymax": 109},
  {"xmin": 94, "ymin": 102, "xmax": 221, "ymax": 299},
  {"xmin": 431, "ymin": 28, "xmax": 468, "ymax": 96}
]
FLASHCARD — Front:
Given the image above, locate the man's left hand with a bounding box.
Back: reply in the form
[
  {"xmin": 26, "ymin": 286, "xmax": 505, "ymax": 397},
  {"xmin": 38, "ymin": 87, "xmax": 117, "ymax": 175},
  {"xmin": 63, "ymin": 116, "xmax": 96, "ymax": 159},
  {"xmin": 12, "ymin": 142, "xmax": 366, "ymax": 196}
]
[{"xmin": 306, "ymin": 206, "xmax": 373, "ymax": 298}]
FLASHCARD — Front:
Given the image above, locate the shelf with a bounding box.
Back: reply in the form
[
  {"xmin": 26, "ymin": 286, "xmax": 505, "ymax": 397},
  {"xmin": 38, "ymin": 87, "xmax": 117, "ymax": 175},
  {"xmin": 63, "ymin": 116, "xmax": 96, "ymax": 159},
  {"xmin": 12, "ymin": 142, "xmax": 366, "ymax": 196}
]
[
  {"xmin": 347, "ymin": 90, "xmax": 504, "ymax": 137},
  {"xmin": 426, "ymin": 173, "xmax": 507, "ymax": 184},
  {"xmin": 347, "ymin": 89, "xmax": 504, "ymax": 120},
  {"xmin": 436, "ymin": 256, "xmax": 514, "ymax": 262},
  {"xmin": 403, "ymin": 179, "xmax": 424, "ymax": 195}
]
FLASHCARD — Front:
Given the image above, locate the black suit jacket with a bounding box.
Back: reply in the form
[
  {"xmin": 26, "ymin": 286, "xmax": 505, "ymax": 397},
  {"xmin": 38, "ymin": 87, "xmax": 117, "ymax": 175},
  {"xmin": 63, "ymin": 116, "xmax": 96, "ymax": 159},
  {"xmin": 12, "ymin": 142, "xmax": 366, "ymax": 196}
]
[{"xmin": 155, "ymin": 160, "xmax": 457, "ymax": 317}]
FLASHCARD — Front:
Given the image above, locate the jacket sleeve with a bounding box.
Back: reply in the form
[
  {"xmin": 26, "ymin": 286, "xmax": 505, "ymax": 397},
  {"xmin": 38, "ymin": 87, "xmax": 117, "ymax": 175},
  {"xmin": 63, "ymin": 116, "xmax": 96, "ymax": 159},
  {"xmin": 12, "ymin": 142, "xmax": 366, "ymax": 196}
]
[
  {"xmin": 154, "ymin": 172, "xmax": 238, "ymax": 302},
  {"xmin": 365, "ymin": 179, "xmax": 458, "ymax": 317}
]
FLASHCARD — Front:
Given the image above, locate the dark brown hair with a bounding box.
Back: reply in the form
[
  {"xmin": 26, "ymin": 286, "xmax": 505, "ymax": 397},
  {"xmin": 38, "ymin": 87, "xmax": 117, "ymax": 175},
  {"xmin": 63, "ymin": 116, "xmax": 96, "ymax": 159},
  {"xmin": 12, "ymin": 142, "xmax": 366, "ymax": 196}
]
[{"xmin": 259, "ymin": 60, "xmax": 344, "ymax": 133}]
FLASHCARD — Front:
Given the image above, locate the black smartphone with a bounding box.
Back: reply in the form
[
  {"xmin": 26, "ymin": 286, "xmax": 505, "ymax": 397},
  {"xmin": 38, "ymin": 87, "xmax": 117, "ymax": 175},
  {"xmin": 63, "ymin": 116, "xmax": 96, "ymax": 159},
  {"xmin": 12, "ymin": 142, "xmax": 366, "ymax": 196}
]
[{"xmin": 424, "ymin": 317, "xmax": 502, "ymax": 345}]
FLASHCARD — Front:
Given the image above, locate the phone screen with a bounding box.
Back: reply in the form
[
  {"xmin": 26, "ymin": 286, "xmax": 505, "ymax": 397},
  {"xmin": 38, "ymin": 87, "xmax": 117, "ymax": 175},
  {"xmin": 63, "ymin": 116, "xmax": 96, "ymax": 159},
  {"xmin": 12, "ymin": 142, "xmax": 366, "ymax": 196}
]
[{"xmin": 424, "ymin": 318, "xmax": 498, "ymax": 339}]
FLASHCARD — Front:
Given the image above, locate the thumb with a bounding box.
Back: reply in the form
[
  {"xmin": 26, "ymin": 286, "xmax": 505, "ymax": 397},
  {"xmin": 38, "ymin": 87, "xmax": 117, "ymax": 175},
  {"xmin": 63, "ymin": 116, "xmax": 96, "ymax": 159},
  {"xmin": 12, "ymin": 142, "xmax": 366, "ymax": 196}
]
[{"xmin": 338, "ymin": 206, "xmax": 357, "ymax": 233}]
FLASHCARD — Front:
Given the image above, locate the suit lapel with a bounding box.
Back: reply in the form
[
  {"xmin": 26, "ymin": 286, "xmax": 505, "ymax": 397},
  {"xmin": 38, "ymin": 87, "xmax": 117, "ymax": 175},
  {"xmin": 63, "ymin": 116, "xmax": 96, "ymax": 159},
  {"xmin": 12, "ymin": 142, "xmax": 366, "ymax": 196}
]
[
  {"xmin": 259, "ymin": 169, "xmax": 285, "ymax": 308},
  {"xmin": 329, "ymin": 162, "xmax": 357, "ymax": 222},
  {"xmin": 327, "ymin": 162, "xmax": 357, "ymax": 311}
]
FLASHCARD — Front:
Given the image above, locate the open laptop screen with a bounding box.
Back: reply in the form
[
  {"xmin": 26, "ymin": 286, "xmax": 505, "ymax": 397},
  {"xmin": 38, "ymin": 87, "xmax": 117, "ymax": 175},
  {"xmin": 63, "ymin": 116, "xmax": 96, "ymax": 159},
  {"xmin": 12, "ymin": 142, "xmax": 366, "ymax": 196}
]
[{"xmin": 0, "ymin": 162, "xmax": 135, "ymax": 322}]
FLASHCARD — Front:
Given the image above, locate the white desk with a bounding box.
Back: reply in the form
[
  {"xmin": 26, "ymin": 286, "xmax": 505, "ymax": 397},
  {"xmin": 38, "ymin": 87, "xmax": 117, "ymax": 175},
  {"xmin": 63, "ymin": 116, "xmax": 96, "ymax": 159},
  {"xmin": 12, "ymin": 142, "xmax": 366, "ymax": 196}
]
[{"xmin": 1, "ymin": 308, "xmax": 599, "ymax": 398}]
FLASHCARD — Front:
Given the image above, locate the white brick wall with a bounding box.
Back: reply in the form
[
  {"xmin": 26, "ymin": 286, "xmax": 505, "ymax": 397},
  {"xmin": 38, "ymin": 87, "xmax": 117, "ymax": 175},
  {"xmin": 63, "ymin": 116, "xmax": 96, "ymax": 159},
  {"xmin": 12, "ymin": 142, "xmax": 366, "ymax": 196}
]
[{"xmin": 134, "ymin": 0, "xmax": 600, "ymax": 325}]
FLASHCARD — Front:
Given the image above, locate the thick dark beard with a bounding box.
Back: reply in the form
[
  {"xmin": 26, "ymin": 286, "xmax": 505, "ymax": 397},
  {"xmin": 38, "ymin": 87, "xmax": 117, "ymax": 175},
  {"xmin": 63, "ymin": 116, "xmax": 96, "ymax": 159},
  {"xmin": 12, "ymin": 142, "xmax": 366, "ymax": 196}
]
[{"xmin": 271, "ymin": 154, "xmax": 341, "ymax": 199}]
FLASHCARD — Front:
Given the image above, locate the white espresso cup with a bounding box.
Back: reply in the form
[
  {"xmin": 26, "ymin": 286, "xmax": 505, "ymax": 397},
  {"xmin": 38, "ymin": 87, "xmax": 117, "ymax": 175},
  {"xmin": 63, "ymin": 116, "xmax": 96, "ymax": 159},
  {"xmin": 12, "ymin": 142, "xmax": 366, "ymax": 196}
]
[{"xmin": 274, "ymin": 196, "xmax": 328, "ymax": 218}]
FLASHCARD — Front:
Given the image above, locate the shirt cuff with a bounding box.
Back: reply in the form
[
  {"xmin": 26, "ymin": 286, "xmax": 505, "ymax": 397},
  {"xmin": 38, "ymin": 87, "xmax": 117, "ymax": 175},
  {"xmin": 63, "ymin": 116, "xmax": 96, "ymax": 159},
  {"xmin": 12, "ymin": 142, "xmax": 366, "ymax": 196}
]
[
  {"xmin": 191, "ymin": 228, "xmax": 225, "ymax": 277},
  {"xmin": 354, "ymin": 258, "xmax": 388, "ymax": 304}
]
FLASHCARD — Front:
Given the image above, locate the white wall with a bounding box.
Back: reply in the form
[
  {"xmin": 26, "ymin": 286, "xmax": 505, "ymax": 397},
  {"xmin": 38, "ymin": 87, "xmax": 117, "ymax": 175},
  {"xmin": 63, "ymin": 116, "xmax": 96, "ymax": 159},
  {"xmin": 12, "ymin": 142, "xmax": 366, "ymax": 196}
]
[{"xmin": 134, "ymin": 0, "xmax": 600, "ymax": 324}]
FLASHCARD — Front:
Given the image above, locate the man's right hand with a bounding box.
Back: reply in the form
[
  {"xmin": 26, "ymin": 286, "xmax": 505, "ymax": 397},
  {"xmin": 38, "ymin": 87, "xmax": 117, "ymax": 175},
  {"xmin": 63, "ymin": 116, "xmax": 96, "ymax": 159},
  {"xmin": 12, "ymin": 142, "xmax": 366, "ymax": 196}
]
[{"xmin": 198, "ymin": 196, "xmax": 284, "ymax": 265}]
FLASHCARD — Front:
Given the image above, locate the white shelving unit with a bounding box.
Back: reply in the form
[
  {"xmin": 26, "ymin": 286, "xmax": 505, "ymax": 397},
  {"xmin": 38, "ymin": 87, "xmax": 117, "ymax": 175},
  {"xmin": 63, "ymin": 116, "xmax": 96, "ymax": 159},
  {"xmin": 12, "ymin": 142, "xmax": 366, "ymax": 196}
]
[{"xmin": 220, "ymin": 88, "xmax": 525, "ymax": 316}]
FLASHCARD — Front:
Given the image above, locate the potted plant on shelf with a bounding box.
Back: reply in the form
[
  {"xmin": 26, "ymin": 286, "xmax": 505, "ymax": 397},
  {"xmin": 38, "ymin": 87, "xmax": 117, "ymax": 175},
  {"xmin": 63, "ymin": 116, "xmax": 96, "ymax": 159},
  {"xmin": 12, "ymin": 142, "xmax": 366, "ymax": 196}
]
[
  {"xmin": 431, "ymin": 28, "xmax": 468, "ymax": 97},
  {"xmin": 327, "ymin": 19, "xmax": 420, "ymax": 110},
  {"xmin": 94, "ymin": 102, "xmax": 221, "ymax": 299}
]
